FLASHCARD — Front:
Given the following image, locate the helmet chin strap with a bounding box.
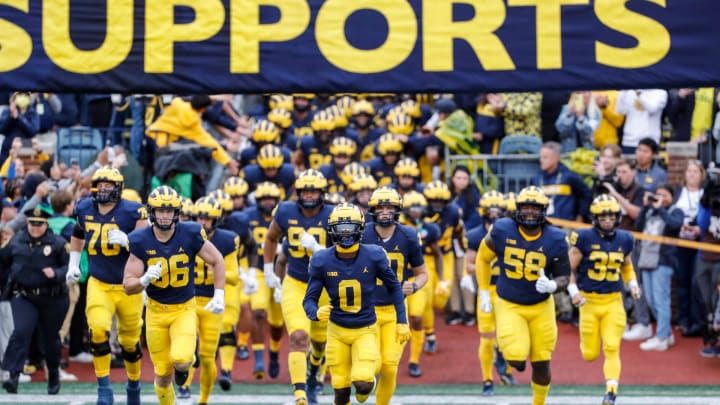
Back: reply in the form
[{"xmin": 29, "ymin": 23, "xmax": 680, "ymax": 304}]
[{"xmin": 336, "ymin": 243, "xmax": 359, "ymax": 254}]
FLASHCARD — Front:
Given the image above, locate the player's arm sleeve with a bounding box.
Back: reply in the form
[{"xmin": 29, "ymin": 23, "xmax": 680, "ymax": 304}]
[
  {"xmin": 224, "ymin": 237, "xmax": 240, "ymax": 286},
  {"xmin": 377, "ymin": 251, "xmax": 408, "ymax": 324},
  {"xmin": 621, "ymin": 255, "xmax": 637, "ymax": 283},
  {"xmin": 476, "ymin": 237, "xmax": 496, "ymax": 290},
  {"xmin": 303, "ymin": 262, "xmax": 323, "ymax": 321},
  {"xmin": 72, "ymin": 223, "xmax": 85, "ymax": 239}
]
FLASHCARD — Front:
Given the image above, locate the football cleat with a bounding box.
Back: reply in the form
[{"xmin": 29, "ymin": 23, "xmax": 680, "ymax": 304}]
[
  {"xmin": 423, "ymin": 339, "xmax": 437, "ymax": 354},
  {"xmin": 499, "ymin": 373, "xmax": 517, "ymax": 386},
  {"xmin": 177, "ymin": 386, "xmax": 191, "ymax": 399},
  {"xmin": 236, "ymin": 346, "xmax": 250, "ymax": 360},
  {"xmin": 482, "ymin": 380, "xmax": 494, "ymax": 396},
  {"xmin": 306, "ymin": 372, "xmax": 319, "ymax": 405},
  {"xmin": 218, "ymin": 370, "xmax": 232, "ymax": 391},
  {"xmin": 268, "ymin": 351, "xmax": 280, "ymax": 378},
  {"xmin": 253, "ymin": 356, "xmax": 265, "ymax": 380},
  {"xmin": 126, "ymin": 380, "xmax": 141, "ymax": 405},
  {"xmin": 602, "ymin": 390, "xmax": 617, "ymax": 405},
  {"xmin": 408, "ymin": 362, "xmax": 422, "ymax": 378}
]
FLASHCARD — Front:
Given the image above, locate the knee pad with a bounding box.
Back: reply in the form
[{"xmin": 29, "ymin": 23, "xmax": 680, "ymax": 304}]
[
  {"xmin": 219, "ymin": 332, "xmax": 236, "ymax": 347},
  {"xmin": 121, "ymin": 342, "xmax": 143, "ymax": 363},
  {"xmin": 89, "ymin": 340, "xmax": 112, "ymax": 357}
]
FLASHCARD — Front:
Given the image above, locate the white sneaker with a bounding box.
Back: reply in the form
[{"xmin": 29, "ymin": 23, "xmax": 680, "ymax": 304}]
[
  {"xmin": 622, "ymin": 324, "xmax": 653, "ymax": 341},
  {"xmin": 69, "ymin": 352, "xmax": 94, "ymax": 363},
  {"xmin": 59, "ymin": 369, "xmax": 78, "ymax": 382},
  {"xmin": 18, "ymin": 373, "xmax": 31, "ymax": 383},
  {"xmin": 668, "ymin": 333, "xmax": 676, "ymax": 346},
  {"xmin": 640, "ymin": 336, "xmax": 669, "ymax": 351}
]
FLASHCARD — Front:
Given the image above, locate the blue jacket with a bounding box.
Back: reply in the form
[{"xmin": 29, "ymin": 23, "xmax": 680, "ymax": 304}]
[{"xmin": 535, "ymin": 163, "xmax": 592, "ymax": 221}]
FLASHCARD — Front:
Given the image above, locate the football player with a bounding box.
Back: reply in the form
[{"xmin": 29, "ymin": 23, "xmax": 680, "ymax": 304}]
[
  {"xmin": 364, "ymin": 134, "xmax": 403, "ymax": 187},
  {"xmin": 304, "ymin": 203, "xmax": 411, "ymax": 405},
  {"xmin": 239, "ymin": 119, "xmax": 291, "ymax": 167},
  {"xmin": 477, "ymin": 186, "xmax": 570, "ymax": 405},
  {"xmin": 66, "ymin": 167, "xmax": 148, "ymax": 405},
  {"xmin": 295, "ymin": 111, "xmax": 335, "ymax": 170},
  {"xmin": 567, "ymin": 195, "xmax": 641, "ymax": 405},
  {"xmin": 362, "ymin": 187, "xmax": 427, "ymax": 405},
  {"xmin": 320, "ymin": 136, "xmax": 358, "ymax": 195},
  {"xmin": 123, "ymin": 186, "xmax": 226, "ymax": 405},
  {"xmin": 263, "ymin": 170, "xmax": 334, "ymax": 405},
  {"xmin": 242, "ymin": 144, "xmax": 296, "ymax": 200}
]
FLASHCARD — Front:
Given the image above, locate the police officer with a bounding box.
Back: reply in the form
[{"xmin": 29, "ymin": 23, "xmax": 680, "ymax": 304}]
[{"xmin": 0, "ymin": 206, "xmax": 70, "ymax": 395}]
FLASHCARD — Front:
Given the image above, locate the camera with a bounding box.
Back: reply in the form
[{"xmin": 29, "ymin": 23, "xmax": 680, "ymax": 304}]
[
  {"xmin": 701, "ymin": 167, "xmax": 720, "ymax": 209},
  {"xmin": 592, "ymin": 175, "xmax": 617, "ymax": 197},
  {"xmin": 648, "ymin": 195, "xmax": 658, "ymax": 203}
]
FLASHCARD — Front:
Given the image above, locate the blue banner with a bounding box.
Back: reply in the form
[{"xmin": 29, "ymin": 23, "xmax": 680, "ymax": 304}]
[{"xmin": 1, "ymin": 0, "xmax": 719, "ymax": 93}]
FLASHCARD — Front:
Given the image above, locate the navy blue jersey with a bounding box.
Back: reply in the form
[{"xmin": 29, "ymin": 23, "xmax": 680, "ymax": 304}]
[
  {"xmin": 489, "ymin": 218, "xmax": 569, "ymax": 305},
  {"xmin": 242, "ymin": 163, "xmax": 295, "ymax": 200},
  {"xmin": 273, "ymin": 201, "xmax": 334, "ymax": 283},
  {"xmin": 346, "ymin": 127, "xmax": 383, "ymax": 161},
  {"xmin": 427, "ymin": 202, "xmax": 463, "ymax": 254},
  {"xmin": 74, "ymin": 198, "xmax": 147, "ymax": 284},
  {"xmin": 467, "ymin": 224, "xmax": 500, "ymax": 285},
  {"xmin": 244, "ymin": 206, "xmax": 273, "ymax": 268},
  {"xmin": 361, "ymin": 221, "xmax": 425, "ymax": 306},
  {"xmin": 239, "ymin": 145, "xmax": 292, "ymax": 167},
  {"xmin": 223, "ymin": 211, "xmax": 249, "ymax": 259},
  {"xmin": 194, "ymin": 228, "xmax": 239, "ymax": 297},
  {"xmin": 129, "ymin": 221, "xmax": 207, "ymax": 304},
  {"xmin": 400, "ymin": 216, "xmax": 442, "ymax": 256},
  {"xmin": 319, "ymin": 163, "xmax": 349, "ymax": 195},
  {"xmin": 570, "ymin": 228, "xmax": 634, "ymax": 294},
  {"xmin": 364, "ymin": 157, "xmax": 396, "ymax": 188},
  {"xmin": 299, "ymin": 137, "xmax": 332, "ymax": 170},
  {"xmin": 279, "ymin": 131, "xmax": 299, "ymax": 151},
  {"xmin": 304, "ymin": 244, "xmax": 406, "ymax": 328},
  {"xmin": 291, "ymin": 113, "xmax": 314, "ymax": 139}
]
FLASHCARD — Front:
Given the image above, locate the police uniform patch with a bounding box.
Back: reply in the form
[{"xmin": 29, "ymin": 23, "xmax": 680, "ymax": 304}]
[{"xmin": 43, "ymin": 245, "xmax": 52, "ymax": 256}]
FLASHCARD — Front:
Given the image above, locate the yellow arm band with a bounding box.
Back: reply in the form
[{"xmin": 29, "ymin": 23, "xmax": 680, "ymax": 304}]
[
  {"xmin": 476, "ymin": 239, "xmax": 496, "ymax": 290},
  {"xmin": 621, "ymin": 259, "xmax": 637, "ymax": 283}
]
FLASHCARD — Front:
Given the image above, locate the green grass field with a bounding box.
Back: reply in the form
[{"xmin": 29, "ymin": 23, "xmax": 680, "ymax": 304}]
[{"xmin": 2, "ymin": 383, "xmax": 719, "ymax": 404}]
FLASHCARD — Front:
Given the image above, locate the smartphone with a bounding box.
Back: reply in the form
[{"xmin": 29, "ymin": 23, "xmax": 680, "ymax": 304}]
[{"xmin": 70, "ymin": 158, "xmax": 79, "ymax": 167}]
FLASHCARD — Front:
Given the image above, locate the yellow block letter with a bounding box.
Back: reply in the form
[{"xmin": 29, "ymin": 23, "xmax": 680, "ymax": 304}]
[
  {"xmin": 316, "ymin": 0, "xmax": 416, "ymax": 74},
  {"xmin": 145, "ymin": 0, "xmax": 225, "ymax": 73},
  {"xmin": 44, "ymin": 0, "xmax": 133, "ymax": 73},
  {"xmin": 508, "ymin": 0, "xmax": 588, "ymax": 69},
  {"xmin": 0, "ymin": 0, "xmax": 31, "ymax": 72},
  {"xmin": 424, "ymin": 0, "xmax": 514, "ymax": 71},
  {"xmin": 231, "ymin": 0, "xmax": 310, "ymax": 73},
  {"xmin": 595, "ymin": 0, "xmax": 670, "ymax": 68}
]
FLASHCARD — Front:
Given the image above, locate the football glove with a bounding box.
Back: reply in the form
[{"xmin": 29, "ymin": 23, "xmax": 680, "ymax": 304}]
[
  {"xmin": 316, "ymin": 304, "xmax": 332, "ymax": 322},
  {"xmin": 396, "ymin": 323, "xmax": 411, "ymax": 344},
  {"xmin": 479, "ymin": 290, "xmax": 492, "ymax": 313},
  {"xmin": 66, "ymin": 251, "xmax": 81, "ymax": 284},
  {"xmin": 300, "ymin": 232, "xmax": 322, "ymax": 253},
  {"xmin": 240, "ymin": 267, "xmax": 259, "ymax": 295},
  {"xmin": 204, "ymin": 289, "xmax": 225, "ymax": 314},
  {"xmin": 263, "ymin": 263, "xmax": 281, "ymax": 290},
  {"xmin": 535, "ymin": 269, "xmax": 557, "ymax": 294},
  {"xmin": 107, "ymin": 229, "xmax": 129, "ymax": 249},
  {"xmin": 140, "ymin": 262, "xmax": 163, "ymax": 287},
  {"xmin": 460, "ymin": 274, "xmax": 476, "ymax": 294}
]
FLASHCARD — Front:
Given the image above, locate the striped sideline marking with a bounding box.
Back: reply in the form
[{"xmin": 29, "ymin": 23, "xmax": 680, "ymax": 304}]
[{"xmin": 1, "ymin": 394, "xmax": 718, "ymax": 405}]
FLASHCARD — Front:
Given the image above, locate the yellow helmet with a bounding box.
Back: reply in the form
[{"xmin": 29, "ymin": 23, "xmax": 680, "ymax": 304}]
[
  {"xmin": 121, "ymin": 188, "xmax": 142, "ymax": 204},
  {"xmin": 400, "ymin": 99, "xmax": 422, "ymax": 119},
  {"xmin": 255, "ymin": 181, "xmax": 281, "ymax": 200},
  {"xmin": 385, "ymin": 106, "xmax": 404, "ymax": 123},
  {"xmin": 590, "ymin": 194, "xmax": 622, "ymax": 234},
  {"xmin": 194, "ymin": 196, "xmax": 223, "ymax": 220},
  {"xmin": 368, "ymin": 187, "xmax": 402, "ymax": 226},
  {"xmin": 91, "ymin": 166, "xmax": 124, "ymax": 203},
  {"xmin": 329, "ymin": 137, "xmax": 357, "ymax": 157},
  {"xmin": 423, "ymin": 180, "xmax": 452, "ymax": 201},
  {"xmin": 341, "ymin": 162, "xmax": 366, "ymax": 187},
  {"xmin": 223, "ymin": 176, "xmax": 249, "ymax": 198},
  {"xmin": 387, "ymin": 113, "xmax": 414, "ymax": 136},
  {"xmin": 295, "ymin": 169, "xmax": 327, "ymax": 209},
  {"xmin": 376, "ymin": 134, "xmax": 403, "ymax": 156},
  {"xmin": 269, "ymin": 94, "xmax": 293, "ymax": 111},
  {"xmin": 352, "ymin": 100, "xmax": 375, "ymax": 116},
  {"xmin": 179, "ymin": 196, "xmax": 194, "ymax": 218},
  {"xmin": 257, "ymin": 144, "xmax": 284, "ymax": 170},
  {"xmin": 515, "ymin": 186, "xmax": 549, "ymax": 228},
  {"xmin": 327, "ymin": 202, "xmax": 365, "ymax": 249},
  {"xmin": 292, "ymin": 93, "xmax": 315, "ymax": 100},
  {"xmin": 336, "ymin": 95, "xmax": 355, "ymax": 118},
  {"xmin": 402, "ymin": 190, "xmax": 428, "ymax": 220},
  {"xmin": 311, "ymin": 110, "xmax": 336, "ymax": 132},
  {"xmin": 478, "ymin": 190, "xmax": 505, "ymax": 219},
  {"xmin": 348, "ymin": 173, "xmax": 378, "ymax": 193},
  {"xmin": 326, "ymin": 105, "xmax": 348, "ymax": 128},
  {"xmin": 147, "ymin": 186, "xmax": 182, "ymax": 230},
  {"xmin": 267, "ymin": 108, "xmax": 292, "ymax": 129},
  {"xmin": 504, "ymin": 192, "xmax": 517, "ymax": 217},
  {"xmin": 207, "ymin": 189, "xmax": 233, "ymax": 213},
  {"xmin": 252, "ymin": 119, "xmax": 279, "ymax": 144},
  {"xmin": 394, "ymin": 157, "xmax": 420, "ymax": 178},
  {"xmin": 324, "ymin": 192, "xmax": 346, "ymax": 205}
]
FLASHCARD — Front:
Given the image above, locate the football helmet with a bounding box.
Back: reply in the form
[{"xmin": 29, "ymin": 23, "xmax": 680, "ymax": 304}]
[
  {"xmin": 376, "ymin": 134, "xmax": 403, "ymax": 156},
  {"xmin": 326, "ymin": 105, "xmax": 348, "ymax": 128},
  {"xmin": 324, "ymin": 192, "xmax": 347, "ymax": 205},
  {"xmin": 91, "ymin": 166, "xmax": 124, "ymax": 204},
  {"xmin": 341, "ymin": 162, "xmax": 366, "ymax": 187},
  {"xmin": 311, "ymin": 110, "xmax": 336, "ymax": 132},
  {"xmin": 402, "ymin": 190, "xmax": 428, "ymax": 221},
  {"xmin": 179, "ymin": 196, "xmax": 194, "ymax": 219},
  {"xmin": 515, "ymin": 186, "xmax": 549, "ymax": 229},
  {"xmin": 255, "ymin": 181, "xmax": 281, "ymax": 215},
  {"xmin": 267, "ymin": 108, "xmax": 292, "ymax": 129},
  {"xmin": 368, "ymin": 187, "xmax": 402, "ymax": 227},
  {"xmin": 223, "ymin": 176, "xmax": 249, "ymax": 198},
  {"xmin": 147, "ymin": 186, "xmax": 182, "ymax": 230},
  {"xmin": 327, "ymin": 203, "xmax": 365, "ymax": 249},
  {"xmin": 400, "ymin": 99, "xmax": 422, "ymax": 119},
  {"xmin": 590, "ymin": 194, "xmax": 622, "ymax": 235},
  {"xmin": 121, "ymin": 188, "xmax": 142, "ymax": 204},
  {"xmin": 387, "ymin": 113, "xmax": 414, "ymax": 136},
  {"xmin": 348, "ymin": 173, "xmax": 378, "ymax": 193},
  {"xmin": 257, "ymin": 144, "xmax": 284, "ymax": 170},
  {"xmin": 329, "ymin": 137, "xmax": 357, "ymax": 158},
  {"xmin": 352, "ymin": 100, "xmax": 375, "ymax": 116},
  {"xmin": 207, "ymin": 189, "xmax": 233, "ymax": 213},
  {"xmin": 478, "ymin": 190, "xmax": 505, "ymax": 221},
  {"xmin": 394, "ymin": 157, "xmax": 420, "ymax": 178},
  {"xmin": 423, "ymin": 180, "xmax": 451, "ymax": 214},
  {"xmin": 336, "ymin": 95, "xmax": 356, "ymax": 118},
  {"xmin": 194, "ymin": 196, "xmax": 222, "ymax": 231},
  {"xmin": 504, "ymin": 192, "xmax": 517, "ymax": 218},
  {"xmin": 268, "ymin": 94, "xmax": 293, "ymax": 111},
  {"xmin": 295, "ymin": 169, "xmax": 327, "ymax": 209},
  {"xmin": 252, "ymin": 119, "xmax": 279, "ymax": 145}
]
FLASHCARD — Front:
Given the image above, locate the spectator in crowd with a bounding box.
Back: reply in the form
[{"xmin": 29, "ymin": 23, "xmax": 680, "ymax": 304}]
[
  {"xmin": 536, "ymin": 141, "xmax": 592, "ymax": 222},
  {"xmin": 450, "ymin": 165, "xmax": 482, "ymax": 229},
  {"xmin": 615, "ymin": 89, "xmax": 667, "ymax": 154},
  {"xmin": 591, "ymin": 143, "xmax": 622, "ymax": 197},
  {"xmin": 53, "ymin": 94, "xmax": 85, "ymax": 128},
  {"xmin": 496, "ymin": 93, "xmax": 543, "ymax": 138},
  {"xmin": 601, "ymin": 158, "xmax": 644, "ymax": 231},
  {"xmin": 634, "ymin": 184, "xmax": 684, "ymax": 351},
  {"xmin": 634, "ymin": 138, "xmax": 667, "ymax": 193},
  {"xmin": 540, "ymin": 90, "xmax": 572, "ymax": 142},
  {"xmin": 592, "ymin": 90, "xmax": 625, "ymax": 148},
  {"xmin": 473, "ymin": 94, "xmax": 504, "ymax": 154},
  {"xmin": 674, "ymin": 160, "xmax": 706, "ymax": 337},
  {"xmin": 554, "ymin": 91, "xmax": 600, "ymax": 154},
  {"xmin": 0, "ymin": 92, "xmax": 40, "ymax": 164},
  {"xmin": 666, "ymin": 88, "xmax": 717, "ymax": 142}
]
